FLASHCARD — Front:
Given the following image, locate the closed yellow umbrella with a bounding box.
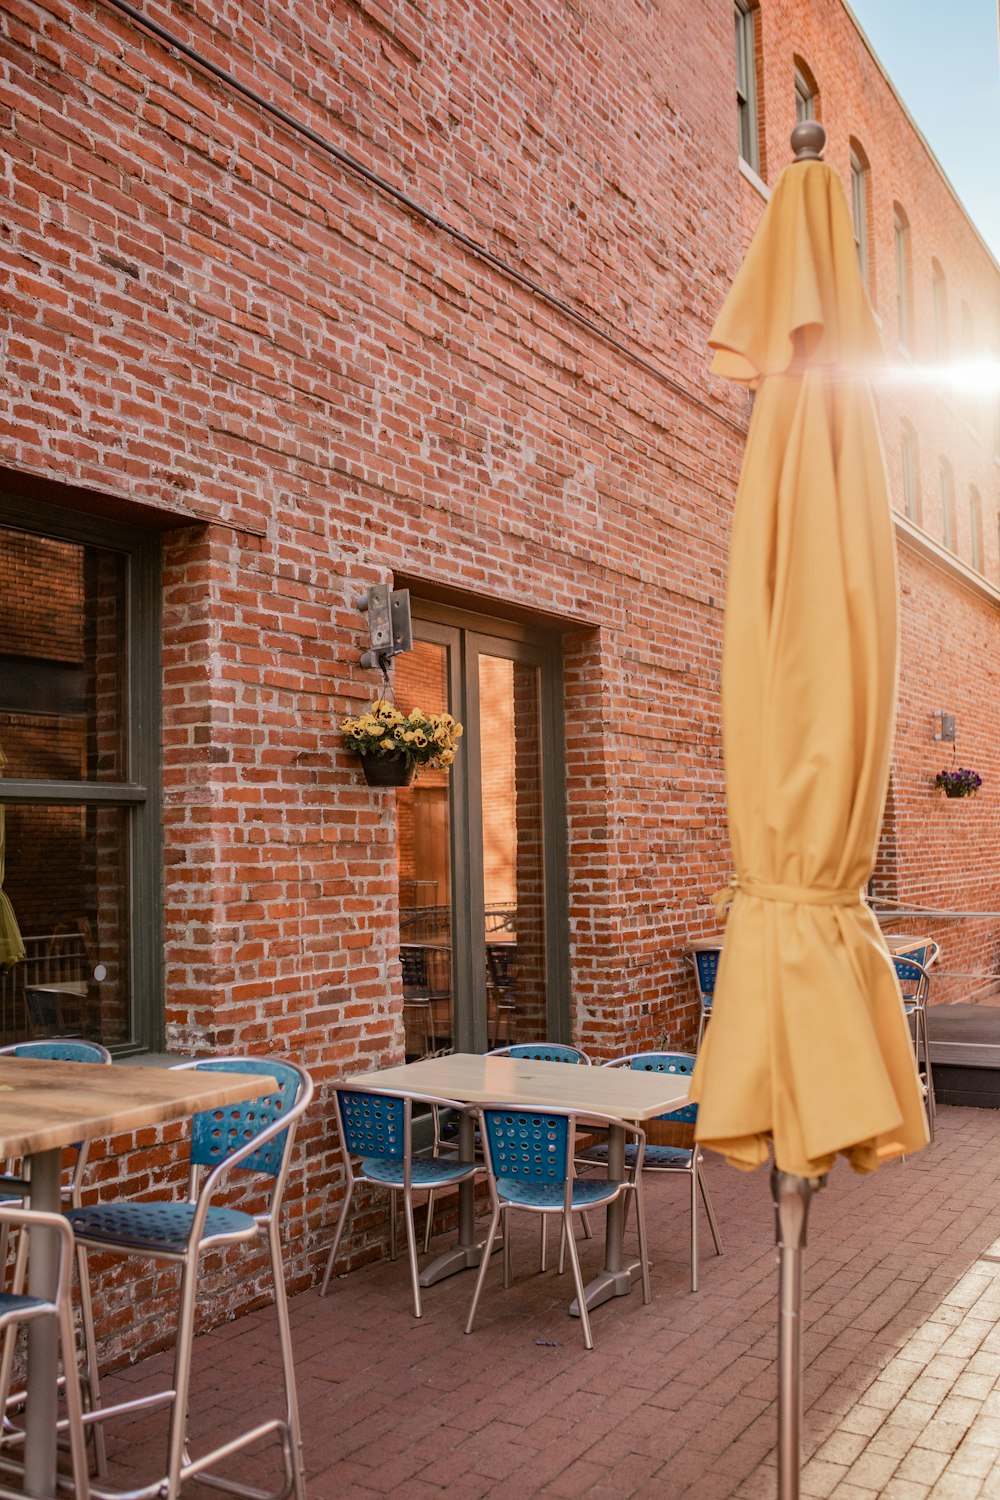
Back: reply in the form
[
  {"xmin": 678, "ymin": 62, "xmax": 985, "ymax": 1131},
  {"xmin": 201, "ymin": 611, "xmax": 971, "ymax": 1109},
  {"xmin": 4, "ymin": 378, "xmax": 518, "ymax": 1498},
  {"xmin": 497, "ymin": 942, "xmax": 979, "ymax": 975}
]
[
  {"xmin": 688, "ymin": 123, "xmax": 928, "ymax": 1499},
  {"xmin": 0, "ymin": 742, "xmax": 24, "ymax": 971},
  {"xmin": 690, "ymin": 126, "xmax": 927, "ymax": 1179}
]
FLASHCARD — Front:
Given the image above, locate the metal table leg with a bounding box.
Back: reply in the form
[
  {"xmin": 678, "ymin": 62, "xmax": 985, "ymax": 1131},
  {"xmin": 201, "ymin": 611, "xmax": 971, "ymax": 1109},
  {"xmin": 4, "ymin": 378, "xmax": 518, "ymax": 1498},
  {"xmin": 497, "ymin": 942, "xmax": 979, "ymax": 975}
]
[
  {"xmin": 419, "ymin": 1110, "xmax": 495, "ymax": 1286},
  {"xmin": 24, "ymin": 1147, "xmax": 61, "ymax": 1498},
  {"xmin": 569, "ymin": 1122, "xmax": 637, "ymax": 1316}
]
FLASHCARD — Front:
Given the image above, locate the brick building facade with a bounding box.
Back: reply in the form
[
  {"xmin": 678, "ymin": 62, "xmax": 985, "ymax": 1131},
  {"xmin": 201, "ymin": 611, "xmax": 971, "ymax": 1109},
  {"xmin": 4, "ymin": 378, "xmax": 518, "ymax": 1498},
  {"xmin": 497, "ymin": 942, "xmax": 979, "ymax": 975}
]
[{"xmin": 0, "ymin": 0, "xmax": 997, "ymax": 1364}]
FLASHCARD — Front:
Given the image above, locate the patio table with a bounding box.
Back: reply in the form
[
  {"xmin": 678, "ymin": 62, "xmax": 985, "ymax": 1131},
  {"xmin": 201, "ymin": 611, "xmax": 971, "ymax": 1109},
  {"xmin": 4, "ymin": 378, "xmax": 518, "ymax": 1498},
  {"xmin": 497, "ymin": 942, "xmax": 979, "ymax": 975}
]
[
  {"xmin": 346, "ymin": 1052, "xmax": 689, "ymax": 1316},
  {"xmin": 0, "ymin": 1055, "xmax": 274, "ymax": 1498}
]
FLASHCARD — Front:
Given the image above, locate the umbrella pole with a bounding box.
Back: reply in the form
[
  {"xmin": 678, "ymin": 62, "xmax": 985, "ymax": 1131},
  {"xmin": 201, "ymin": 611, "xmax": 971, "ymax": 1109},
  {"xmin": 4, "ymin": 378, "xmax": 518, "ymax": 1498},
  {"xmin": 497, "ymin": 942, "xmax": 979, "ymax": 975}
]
[{"xmin": 771, "ymin": 1169, "xmax": 825, "ymax": 1500}]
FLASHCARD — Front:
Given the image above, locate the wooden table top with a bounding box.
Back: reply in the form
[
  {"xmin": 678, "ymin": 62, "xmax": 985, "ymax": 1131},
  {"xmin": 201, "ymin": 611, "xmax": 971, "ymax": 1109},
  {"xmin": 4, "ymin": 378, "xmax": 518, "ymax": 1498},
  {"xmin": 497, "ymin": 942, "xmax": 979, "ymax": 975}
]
[
  {"xmin": 346, "ymin": 1052, "xmax": 689, "ymax": 1121},
  {"xmin": 884, "ymin": 933, "xmax": 933, "ymax": 956},
  {"xmin": 0, "ymin": 1058, "xmax": 276, "ymax": 1158}
]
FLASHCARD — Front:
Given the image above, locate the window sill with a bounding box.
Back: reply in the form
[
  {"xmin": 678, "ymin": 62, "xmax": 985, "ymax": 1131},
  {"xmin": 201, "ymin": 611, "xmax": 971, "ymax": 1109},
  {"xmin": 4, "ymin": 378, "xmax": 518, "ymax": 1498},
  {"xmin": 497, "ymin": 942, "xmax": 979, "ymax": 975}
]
[{"xmin": 738, "ymin": 157, "xmax": 769, "ymax": 200}]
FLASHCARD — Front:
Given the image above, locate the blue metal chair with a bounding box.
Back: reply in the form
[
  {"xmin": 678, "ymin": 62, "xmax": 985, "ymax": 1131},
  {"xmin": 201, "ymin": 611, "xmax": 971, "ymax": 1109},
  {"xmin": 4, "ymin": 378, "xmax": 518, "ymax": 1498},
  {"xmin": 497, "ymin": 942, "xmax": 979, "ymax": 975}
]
[
  {"xmin": 423, "ymin": 1043, "xmax": 594, "ymax": 1255},
  {"xmin": 67, "ymin": 1056, "xmax": 313, "ymax": 1500},
  {"xmin": 487, "ymin": 1043, "xmax": 592, "ymax": 1065},
  {"xmin": 0, "ymin": 1039, "xmax": 111, "ymax": 1474},
  {"xmin": 320, "ymin": 1086, "xmax": 481, "ymax": 1317},
  {"xmin": 688, "ymin": 941, "xmax": 722, "ymax": 1048},
  {"xmin": 465, "ymin": 1104, "xmax": 650, "ymax": 1351},
  {"xmin": 578, "ymin": 1052, "xmax": 723, "ymax": 1291},
  {"xmin": 463, "ymin": 1044, "xmax": 595, "ymax": 1267},
  {"xmin": 0, "ymin": 1206, "xmax": 90, "ymax": 1499},
  {"xmin": 892, "ymin": 953, "xmax": 937, "ymax": 1142}
]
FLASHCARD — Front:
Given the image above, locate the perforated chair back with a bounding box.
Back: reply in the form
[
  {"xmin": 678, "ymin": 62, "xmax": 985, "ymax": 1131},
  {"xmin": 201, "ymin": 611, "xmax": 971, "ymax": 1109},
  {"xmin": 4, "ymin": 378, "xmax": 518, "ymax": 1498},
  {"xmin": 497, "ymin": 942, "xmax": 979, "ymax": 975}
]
[
  {"xmin": 891, "ymin": 955, "xmax": 932, "ymax": 1008},
  {"xmin": 0, "ymin": 1039, "xmax": 111, "ymax": 1065},
  {"xmin": 487, "ymin": 1043, "xmax": 592, "ymax": 1065},
  {"xmin": 481, "ymin": 1107, "xmax": 571, "ymax": 1189},
  {"xmin": 336, "ymin": 1090, "xmax": 407, "ymax": 1163},
  {"xmin": 689, "ymin": 945, "xmax": 721, "ymax": 1006},
  {"xmin": 609, "ymin": 1052, "xmax": 698, "ymax": 1124},
  {"xmin": 187, "ymin": 1057, "xmax": 305, "ymax": 1178}
]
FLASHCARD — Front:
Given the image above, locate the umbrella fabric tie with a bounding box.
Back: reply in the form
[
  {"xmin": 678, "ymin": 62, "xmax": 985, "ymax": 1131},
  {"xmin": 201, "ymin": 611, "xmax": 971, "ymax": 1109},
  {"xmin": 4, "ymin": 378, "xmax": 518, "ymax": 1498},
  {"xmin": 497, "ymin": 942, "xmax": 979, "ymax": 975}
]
[{"xmin": 712, "ymin": 877, "xmax": 862, "ymax": 921}]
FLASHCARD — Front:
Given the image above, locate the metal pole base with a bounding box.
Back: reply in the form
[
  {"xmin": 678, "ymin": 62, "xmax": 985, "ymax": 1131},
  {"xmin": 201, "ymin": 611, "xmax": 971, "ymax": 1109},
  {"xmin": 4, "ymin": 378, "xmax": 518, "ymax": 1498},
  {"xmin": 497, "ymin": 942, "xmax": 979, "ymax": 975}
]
[{"xmin": 771, "ymin": 1169, "xmax": 826, "ymax": 1500}]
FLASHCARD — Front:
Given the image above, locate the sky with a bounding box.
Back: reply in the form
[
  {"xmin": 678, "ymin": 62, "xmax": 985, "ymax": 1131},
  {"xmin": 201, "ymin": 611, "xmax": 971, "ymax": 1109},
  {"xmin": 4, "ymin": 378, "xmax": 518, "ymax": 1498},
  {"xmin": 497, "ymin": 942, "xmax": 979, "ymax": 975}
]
[{"xmin": 844, "ymin": 0, "xmax": 1000, "ymax": 264}]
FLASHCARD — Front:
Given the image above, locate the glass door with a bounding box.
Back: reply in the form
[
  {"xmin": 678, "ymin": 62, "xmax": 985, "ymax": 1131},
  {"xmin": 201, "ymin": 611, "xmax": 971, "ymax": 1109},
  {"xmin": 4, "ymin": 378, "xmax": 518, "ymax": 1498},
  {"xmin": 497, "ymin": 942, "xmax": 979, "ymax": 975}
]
[{"xmin": 394, "ymin": 603, "xmax": 568, "ymax": 1057}]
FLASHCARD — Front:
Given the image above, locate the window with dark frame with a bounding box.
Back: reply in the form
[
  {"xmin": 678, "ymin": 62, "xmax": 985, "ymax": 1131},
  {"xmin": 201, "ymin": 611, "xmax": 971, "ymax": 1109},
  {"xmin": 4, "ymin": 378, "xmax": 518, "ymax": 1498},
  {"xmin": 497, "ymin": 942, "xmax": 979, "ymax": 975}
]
[
  {"xmin": 0, "ymin": 502, "xmax": 162, "ymax": 1051},
  {"xmin": 850, "ymin": 143, "xmax": 870, "ymax": 291},
  {"xmin": 900, "ymin": 425, "xmax": 920, "ymax": 523},
  {"xmin": 969, "ymin": 487, "xmax": 983, "ymax": 573},
  {"xmin": 894, "ymin": 206, "xmax": 912, "ymax": 350},
  {"xmin": 939, "ymin": 458, "xmax": 956, "ymax": 552},
  {"xmin": 794, "ymin": 60, "xmax": 817, "ymax": 123},
  {"xmin": 735, "ymin": 1, "xmax": 759, "ymax": 174}
]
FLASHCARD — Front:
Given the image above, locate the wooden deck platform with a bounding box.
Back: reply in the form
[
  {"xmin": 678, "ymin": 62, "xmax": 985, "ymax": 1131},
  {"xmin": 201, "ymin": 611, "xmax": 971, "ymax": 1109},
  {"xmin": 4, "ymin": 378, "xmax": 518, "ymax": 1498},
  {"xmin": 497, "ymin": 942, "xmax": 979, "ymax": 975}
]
[{"xmin": 929, "ymin": 1004, "xmax": 1000, "ymax": 1109}]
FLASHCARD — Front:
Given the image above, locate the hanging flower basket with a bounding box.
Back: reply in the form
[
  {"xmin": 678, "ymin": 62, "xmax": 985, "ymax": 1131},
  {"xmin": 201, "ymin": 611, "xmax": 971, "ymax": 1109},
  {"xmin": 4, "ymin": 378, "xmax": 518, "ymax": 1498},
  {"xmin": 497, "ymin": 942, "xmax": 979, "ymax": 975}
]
[
  {"xmin": 341, "ymin": 700, "xmax": 463, "ymax": 786},
  {"xmin": 934, "ymin": 767, "xmax": 982, "ymax": 799}
]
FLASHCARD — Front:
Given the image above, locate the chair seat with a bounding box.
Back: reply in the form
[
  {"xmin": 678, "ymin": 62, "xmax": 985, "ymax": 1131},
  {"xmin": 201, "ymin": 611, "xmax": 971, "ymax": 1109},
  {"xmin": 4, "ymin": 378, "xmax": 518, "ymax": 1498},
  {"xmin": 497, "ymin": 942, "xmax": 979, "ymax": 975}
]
[
  {"xmin": 360, "ymin": 1157, "xmax": 476, "ymax": 1188},
  {"xmin": 498, "ymin": 1178, "xmax": 623, "ymax": 1211},
  {"xmin": 0, "ymin": 1291, "xmax": 48, "ymax": 1318},
  {"xmin": 68, "ymin": 1200, "xmax": 258, "ymax": 1256},
  {"xmin": 579, "ymin": 1141, "xmax": 694, "ymax": 1169}
]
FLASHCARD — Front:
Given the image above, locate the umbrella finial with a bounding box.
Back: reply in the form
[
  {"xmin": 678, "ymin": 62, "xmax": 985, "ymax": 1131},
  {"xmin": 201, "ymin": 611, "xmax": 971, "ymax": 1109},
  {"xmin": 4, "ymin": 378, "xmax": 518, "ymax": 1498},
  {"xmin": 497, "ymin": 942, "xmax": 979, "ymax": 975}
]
[{"xmin": 790, "ymin": 120, "xmax": 826, "ymax": 161}]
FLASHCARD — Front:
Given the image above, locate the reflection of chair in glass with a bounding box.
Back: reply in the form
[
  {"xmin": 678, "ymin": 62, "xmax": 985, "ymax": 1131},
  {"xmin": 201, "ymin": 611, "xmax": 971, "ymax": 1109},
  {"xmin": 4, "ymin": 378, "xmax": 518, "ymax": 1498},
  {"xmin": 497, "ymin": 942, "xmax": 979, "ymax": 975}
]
[
  {"xmin": 23, "ymin": 921, "xmax": 95, "ymax": 1039},
  {"xmin": 484, "ymin": 905, "xmax": 516, "ymax": 934},
  {"xmin": 0, "ymin": 1039, "xmax": 112, "ymax": 1475},
  {"xmin": 465, "ymin": 1105, "xmax": 650, "ymax": 1351},
  {"xmin": 0, "ymin": 1206, "xmax": 91, "ymax": 1500},
  {"xmin": 401, "ymin": 945, "xmax": 436, "ymax": 1058},
  {"xmin": 892, "ymin": 951, "xmax": 938, "ymax": 1142},
  {"xmin": 578, "ymin": 1053, "xmax": 723, "ymax": 1292},
  {"xmin": 687, "ymin": 940, "xmax": 722, "ymax": 1049},
  {"xmin": 486, "ymin": 943, "xmax": 517, "ymax": 1048},
  {"xmin": 68, "ymin": 1057, "xmax": 313, "ymax": 1500},
  {"xmin": 320, "ymin": 1087, "xmax": 480, "ymax": 1317},
  {"xmin": 400, "ymin": 943, "xmax": 451, "ymax": 1059}
]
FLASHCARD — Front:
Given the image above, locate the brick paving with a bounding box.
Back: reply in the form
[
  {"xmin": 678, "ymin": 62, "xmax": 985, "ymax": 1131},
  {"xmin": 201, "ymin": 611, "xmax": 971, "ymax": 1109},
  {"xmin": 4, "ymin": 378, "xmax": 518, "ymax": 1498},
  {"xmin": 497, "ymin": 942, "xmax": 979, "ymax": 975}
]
[{"xmin": 93, "ymin": 1101, "xmax": 1000, "ymax": 1499}]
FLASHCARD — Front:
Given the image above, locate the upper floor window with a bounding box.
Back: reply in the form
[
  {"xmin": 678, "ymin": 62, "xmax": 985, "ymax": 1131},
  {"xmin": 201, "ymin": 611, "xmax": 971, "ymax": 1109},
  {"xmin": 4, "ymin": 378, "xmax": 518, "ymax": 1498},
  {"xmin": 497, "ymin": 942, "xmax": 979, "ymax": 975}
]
[
  {"xmin": 939, "ymin": 458, "xmax": 956, "ymax": 551},
  {"xmin": 900, "ymin": 424, "xmax": 920, "ymax": 523},
  {"xmin": 735, "ymin": 1, "xmax": 760, "ymax": 173},
  {"xmin": 969, "ymin": 488, "xmax": 983, "ymax": 573},
  {"xmin": 794, "ymin": 60, "xmax": 818, "ymax": 123},
  {"xmin": 893, "ymin": 206, "xmax": 912, "ymax": 350},
  {"xmin": 931, "ymin": 260, "xmax": 948, "ymax": 360},
  {"xmin": 849, "ymin": 142, "xmax": 870, "ymax": 292}
]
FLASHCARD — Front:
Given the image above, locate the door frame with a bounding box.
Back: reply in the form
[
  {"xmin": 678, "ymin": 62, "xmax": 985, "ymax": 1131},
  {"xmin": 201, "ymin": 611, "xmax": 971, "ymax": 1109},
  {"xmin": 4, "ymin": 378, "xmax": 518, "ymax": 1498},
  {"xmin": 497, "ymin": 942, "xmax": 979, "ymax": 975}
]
[{"xmin": 407, "ymin": 600, "xmax": 570, "ymax": 1051}]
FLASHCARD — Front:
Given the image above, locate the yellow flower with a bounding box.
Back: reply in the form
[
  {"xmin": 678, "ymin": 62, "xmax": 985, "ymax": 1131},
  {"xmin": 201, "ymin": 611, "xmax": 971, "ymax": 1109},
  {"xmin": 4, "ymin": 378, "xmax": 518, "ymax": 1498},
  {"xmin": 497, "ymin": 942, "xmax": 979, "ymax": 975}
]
[
  {"xmin": 439, "ymin": 748, "xmax": 456, "ymax": 766},
  {"xmin": 380, "ymin": 737, "xmax": 395, "ymax": 751},
  {"xmin": 408, "ymin": 708, "xmax": 426, "ymax": 724},
  {"xmin": 412, "ymin": 730, "xmax": 427, "ymax": 748}
]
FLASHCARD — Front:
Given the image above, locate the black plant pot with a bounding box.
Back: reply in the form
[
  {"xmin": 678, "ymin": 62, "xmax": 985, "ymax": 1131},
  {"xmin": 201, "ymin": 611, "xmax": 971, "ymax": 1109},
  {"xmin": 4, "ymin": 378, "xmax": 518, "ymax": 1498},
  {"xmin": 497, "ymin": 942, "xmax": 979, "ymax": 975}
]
[{"xmin": 360, "ymin": 754, "xmax": 415, "ymax": 787}]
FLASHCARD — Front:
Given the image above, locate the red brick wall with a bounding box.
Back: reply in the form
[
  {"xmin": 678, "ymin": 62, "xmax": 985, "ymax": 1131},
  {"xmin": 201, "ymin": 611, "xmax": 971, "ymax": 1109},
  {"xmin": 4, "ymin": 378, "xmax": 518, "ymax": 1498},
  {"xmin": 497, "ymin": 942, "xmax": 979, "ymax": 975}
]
[{"xmin": 0, "ymin": 0, "xmax": 996, "ymax": 1369}]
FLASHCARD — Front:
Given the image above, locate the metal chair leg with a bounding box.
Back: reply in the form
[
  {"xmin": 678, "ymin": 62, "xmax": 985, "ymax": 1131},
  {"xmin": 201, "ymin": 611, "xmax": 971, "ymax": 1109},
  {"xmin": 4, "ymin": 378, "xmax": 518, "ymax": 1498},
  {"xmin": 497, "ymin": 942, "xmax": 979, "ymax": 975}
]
[
  {"xmin": 699, "ymin": 1164, "xmax": 724, "ymax": 1257},
  {"xmin": 562, "ymin": 1211, "xmax": 593, "ymax": 1351},
  {"xmin": 402, "ymin": 1190, "xmax": 422, "ymax": 1319},
  {"xmin": 689, "ymin": 1162, "xmax": 700, "ymax": 1292},
  {"xmin": 465, "ymin": 1202, "xmax": 503, "ymax": 1334},
  {"xmin": 75, "ymin": 1239, "xmax": 107, "ymax": 1474},
  {"xmin": 319, "ymin": 1182, "xmax": 356, "ymax": 1296},
  {"xmin": 633, "ymin": 1178, "xmax": 652, "ymax": 1306},
  {"xmin": 163, "ymin": 1253, "xmax": 202, "ymax": 1500},
  {"xmin": 268, "ymin": 1218, "xmax": 307, "ymax": 1500}
]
